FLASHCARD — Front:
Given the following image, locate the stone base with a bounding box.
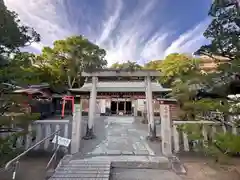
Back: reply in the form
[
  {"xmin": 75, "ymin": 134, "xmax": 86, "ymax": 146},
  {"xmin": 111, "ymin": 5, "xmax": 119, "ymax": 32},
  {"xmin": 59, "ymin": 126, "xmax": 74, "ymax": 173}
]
[
  {"xmin": 141, "ymin": 118, "xmax": 148, "ymax": 124},
  {"xmin": 146, "ymin": 124, "xmax": 161, "ymax": 142},
  {"xmin": 82, "ymin": 125, "xmax": 96, "ymax": 140},
  {"xmin": 146, "ymin": 135, "xmax": 162, "ymax": 142},
  {"xmin": 141, "ymin": 112, "xmax": 148, "ymax": 124}
]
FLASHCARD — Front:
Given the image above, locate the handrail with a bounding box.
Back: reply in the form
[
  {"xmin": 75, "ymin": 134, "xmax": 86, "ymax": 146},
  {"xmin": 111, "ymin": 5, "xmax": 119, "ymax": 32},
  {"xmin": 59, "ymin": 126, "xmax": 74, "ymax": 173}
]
[
  {"xmin": 5, "ymin": 129, "xmax": 61, "ymax": 170},
  {"xmin": 46, "ymin": 145, "xmax": 60, "ymax": 170}
]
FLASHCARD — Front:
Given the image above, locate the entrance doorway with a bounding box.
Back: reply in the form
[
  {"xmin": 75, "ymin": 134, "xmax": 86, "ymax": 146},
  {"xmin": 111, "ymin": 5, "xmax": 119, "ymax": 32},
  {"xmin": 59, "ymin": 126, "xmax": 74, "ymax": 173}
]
[
  {"xmin": 126, "ymin": 101, "xmax": 132, "ymax": 115},
  {"xmin": 118, "ymin": 102, "xmax": 124, "ymax": 112},
  {"xmin": 111, "ymin": 101, "xmax": 117, "ymax": 114},
  {"xmin": 110, "ymin": 99, "xmax": 133, "ymax": 116}
]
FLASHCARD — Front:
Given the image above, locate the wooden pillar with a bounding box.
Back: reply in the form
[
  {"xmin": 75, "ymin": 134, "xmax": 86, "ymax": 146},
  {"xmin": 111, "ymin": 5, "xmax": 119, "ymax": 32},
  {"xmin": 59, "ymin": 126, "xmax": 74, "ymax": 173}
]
[
  {"xmin": 160, "ymin": 103, "xmax": 172, "ymax": 156},
  {"xmin": 71, "ymin": 97, "xmax": 82, "ymax": 154}
]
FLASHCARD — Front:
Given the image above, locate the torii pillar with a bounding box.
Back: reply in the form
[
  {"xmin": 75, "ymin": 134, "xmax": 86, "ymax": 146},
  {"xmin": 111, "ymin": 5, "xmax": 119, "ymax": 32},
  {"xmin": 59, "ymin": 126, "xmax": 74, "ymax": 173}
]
[
  {"xmin": 145, "ymin": 75, "xmax": 156, "ymax": 140},
  {"xmin": 83, "ymin": 76, "xmax": 97, "ymax": 140}
]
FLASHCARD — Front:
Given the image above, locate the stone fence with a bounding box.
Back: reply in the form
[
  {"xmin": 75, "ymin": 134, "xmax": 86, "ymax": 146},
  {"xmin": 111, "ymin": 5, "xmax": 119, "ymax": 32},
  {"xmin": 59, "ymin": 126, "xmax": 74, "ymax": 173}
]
[
  {"xmin": 171, "ymin": 120, "xmax": 239, "ymax": 153},
  {"xmin": 1, "ymin": 120, "xmax": 72, "ymax": 152}
]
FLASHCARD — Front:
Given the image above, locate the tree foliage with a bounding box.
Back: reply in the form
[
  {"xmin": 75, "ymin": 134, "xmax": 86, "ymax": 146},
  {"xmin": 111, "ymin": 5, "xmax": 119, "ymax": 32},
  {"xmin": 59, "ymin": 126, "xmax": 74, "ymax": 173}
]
[
  {"xmin": 144, "ymin": 60, "xmax": 162, "ymax": 70},
  {"xmin": 157, "ymin": 53, "xmax": 201, "ymax": 87},
  {"xmin": 0, "ymin": 2, "xmax": 40, "ymax": 63},
  {"xmin": 0, "ymin": 2, "xmax": 41, "ymax": 165},
  {"xmin": 172, "ymin": 0, "xmax": 240, "ymax": 160},
  {"xmin": 196, "ymin": 0, "xmax": 240, "ymax": 60},
  {"xmin": 38, "ymin": 36, "xmax": 107, "ymax": 89},
  {"xmin": 111, "ymin": 61, "xmax": 143, "ymax": 71}
]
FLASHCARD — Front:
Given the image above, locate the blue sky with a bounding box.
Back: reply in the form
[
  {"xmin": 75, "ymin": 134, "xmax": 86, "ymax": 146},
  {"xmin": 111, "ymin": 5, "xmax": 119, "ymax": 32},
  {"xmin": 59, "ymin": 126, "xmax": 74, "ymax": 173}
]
[{"xmin": 4, "ymin": 0, "xmax": 212, "ymax": 65}]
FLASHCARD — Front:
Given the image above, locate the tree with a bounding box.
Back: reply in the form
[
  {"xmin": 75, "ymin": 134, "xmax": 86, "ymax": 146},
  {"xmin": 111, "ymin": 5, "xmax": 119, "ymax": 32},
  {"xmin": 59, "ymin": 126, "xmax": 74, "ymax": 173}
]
[
  {"xmin": 111, "ymin": 61, "xmax": 143, "ymax": 71},
  {"xmin": 144, "ymin": 60, "xmax": 162, "ymax": 70},
  {"xmin": 0, "ymin": 52, "xmax": 41, "ymax": 85},
  {"xmin": 0, "ymin": 2, "xmax": 40, "ymax": 166},
  {"xmin": 39, "ymin": 36, "xmax": 107, "ymax": 89},
  {"xmin": 181, "ymin": 1, "xmax": 240, "ymax": 160},
  {"xmin": 0, "ymin": 2, "xmax": 40, "ymax": 63},
  {"xmin": 196, "ymin": 0, "xmax": 240, "ymax": 60},
  {"xmin": 157, "ymin": 53, "xmax": 201, "ymax": 87},
  {"xmin": 194, "ymin": 0, "xmax": 240, "ymax": 107}
]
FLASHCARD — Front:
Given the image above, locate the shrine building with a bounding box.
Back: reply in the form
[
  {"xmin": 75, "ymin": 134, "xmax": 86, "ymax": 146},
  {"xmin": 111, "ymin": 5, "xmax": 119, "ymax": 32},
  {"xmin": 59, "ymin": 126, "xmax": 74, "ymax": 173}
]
[{"xmin": 69, "ymin": 69, "xmax": 172, "ymax": 117}]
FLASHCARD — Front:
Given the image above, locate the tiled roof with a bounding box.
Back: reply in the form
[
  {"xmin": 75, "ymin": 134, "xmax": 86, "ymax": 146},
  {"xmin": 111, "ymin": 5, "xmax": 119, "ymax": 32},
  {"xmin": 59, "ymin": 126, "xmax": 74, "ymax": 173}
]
[{"xmin": 70, "ymin": 81, "xmax": 171, "ymax": 92}]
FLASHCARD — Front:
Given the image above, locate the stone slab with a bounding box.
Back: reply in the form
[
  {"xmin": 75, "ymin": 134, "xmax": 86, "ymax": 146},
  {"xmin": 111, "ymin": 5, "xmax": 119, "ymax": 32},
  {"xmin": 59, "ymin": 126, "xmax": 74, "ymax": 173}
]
[
  {"xmin": 49, "ymin": 160, "xmax": 111, "ymax": 180},
  {"xmin": 110, "ymin": 168, "xmax": 182, "ymax": 180}
]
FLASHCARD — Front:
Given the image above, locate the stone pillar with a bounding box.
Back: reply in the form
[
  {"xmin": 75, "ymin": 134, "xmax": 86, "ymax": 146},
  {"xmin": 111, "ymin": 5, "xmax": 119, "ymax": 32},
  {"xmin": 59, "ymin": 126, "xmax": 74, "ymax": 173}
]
[
  {"xmin": 160, "ymin": 104, "xmax": 172, "ymax": 156},
  {"xmin": 134, "ymin": 99, "xmax": 138, "ymax": 116},
  {"xmin": 71, "ymin": 97, "xmax": 82, "ymax": 154},
  {"xmin": 146, "ymin": 75, "xmax": 156, "ymax": 140},
  {"xmin": 83, "ymin": 76, "xmax": 97, "ymax": 140},
  {"xmin": 124, "ymin": 101, "xmax": 126, "ymax": 114},
  {"xmin": 144, "ymin": 79, "xmax": 149, "ymax": 122},
  {"xmin": 116, "ymin": 101, "xmax": 119, "ymax": 115}
]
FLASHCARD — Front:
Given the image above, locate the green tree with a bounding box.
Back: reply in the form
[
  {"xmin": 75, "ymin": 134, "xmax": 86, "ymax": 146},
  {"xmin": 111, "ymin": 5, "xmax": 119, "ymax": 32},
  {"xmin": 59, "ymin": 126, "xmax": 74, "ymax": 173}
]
[
  {"xmin": 196, "ymin": 0, "xmax": 240, "ymax": 60},
  {"xmin": 158, "ymin": 53, "xmax": 201, "ymax": 87},
  {"xmin": 0, "ymin": 52, "xmax": 41, "ymax": 85},
  {"xmin": 0, "ymin": 1, "xmax": 40, "ymax": 166},
  {"xmin": 39, "ymin": 36, "xmax": 107, "ymax": 89},
  {"xmin": 179, "ymin": 0, "xmax": 240, "ymax": 160},
  {"xmin": 144, "ymin": 60, "xmax": 162, "ymax": 70},
  {"xmin": 0, "ymin": 2, "xmax": 40, "ymax": 63},
  {"xmin": 111, "ymin": 61, "xmax": 143, "ymax": 71}
]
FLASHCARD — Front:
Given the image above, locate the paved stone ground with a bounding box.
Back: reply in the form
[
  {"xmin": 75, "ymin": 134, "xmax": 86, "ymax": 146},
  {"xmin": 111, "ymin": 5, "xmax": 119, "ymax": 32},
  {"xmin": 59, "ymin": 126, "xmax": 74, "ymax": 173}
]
[
  {"xmin": 49, "ymin": 116, "xmax": 184, "ymax": 179},
  {"xmin": 77, "ymin": 116, "xmax": 161, "ymax": 157},
  {"xmin": 0, "ymin": 156, "xmax": 52, "ymax": 180},
  {"xmin": 50, "ymin": 116, "xmax": 179, "ymax": 180},
  {"xmin": 110, "ymin": 168, "xmax": 182, "ymax": 180}
]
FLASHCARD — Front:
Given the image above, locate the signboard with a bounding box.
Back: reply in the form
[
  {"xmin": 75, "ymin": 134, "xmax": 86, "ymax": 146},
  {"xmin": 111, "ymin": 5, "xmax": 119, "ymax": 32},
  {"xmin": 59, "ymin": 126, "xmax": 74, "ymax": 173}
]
[{"xmin": 52, "ymin": 135, "xmax": 71, "ymax": 147}]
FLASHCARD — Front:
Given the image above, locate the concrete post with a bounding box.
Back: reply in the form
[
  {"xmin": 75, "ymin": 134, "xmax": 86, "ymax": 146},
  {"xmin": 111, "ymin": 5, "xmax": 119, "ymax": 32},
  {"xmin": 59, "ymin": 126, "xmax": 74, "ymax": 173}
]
[
  {"xmin": 146, "ymin": 75, "xmax": 156, "ymax": 139},
  {"xmin": 160, "ymin": 104, "xmax": 172, "ymax": 156},
  {"xmin": 71, "ymin": 97, "xmax": 82, "ymax": 154},
  {"xmin": 83, "ymin": 76, "xmax": 97, "ymax": 139}
]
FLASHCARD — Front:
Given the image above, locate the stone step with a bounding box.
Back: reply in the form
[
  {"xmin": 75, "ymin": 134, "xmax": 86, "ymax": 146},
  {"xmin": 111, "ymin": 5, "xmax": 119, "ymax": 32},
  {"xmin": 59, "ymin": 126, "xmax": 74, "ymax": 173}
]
[
  {"xmin": 72, "ymin": 155, "xmax": 171, "ymax": 170},
  {"xmin": 49, "ymin": 160, "xmax": 111, "ymax": 180}
]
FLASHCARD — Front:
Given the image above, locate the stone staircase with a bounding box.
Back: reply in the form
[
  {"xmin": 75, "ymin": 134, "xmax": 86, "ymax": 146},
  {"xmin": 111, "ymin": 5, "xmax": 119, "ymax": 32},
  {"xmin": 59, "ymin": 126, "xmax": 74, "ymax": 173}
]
[
  {"xmin": 49, "ymin": 159, "xmax": 111, "ymax": 179},
  {"xmin": 48, "ymin": 155, "xmax": 185, "ymax": 179}
]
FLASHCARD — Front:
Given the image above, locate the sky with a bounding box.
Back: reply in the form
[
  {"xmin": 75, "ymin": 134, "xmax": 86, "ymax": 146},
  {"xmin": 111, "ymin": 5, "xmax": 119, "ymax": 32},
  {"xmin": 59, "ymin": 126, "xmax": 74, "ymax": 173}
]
[{"xmin": 4, "ymin": 0, "xmax": 212, "ymax": 65}]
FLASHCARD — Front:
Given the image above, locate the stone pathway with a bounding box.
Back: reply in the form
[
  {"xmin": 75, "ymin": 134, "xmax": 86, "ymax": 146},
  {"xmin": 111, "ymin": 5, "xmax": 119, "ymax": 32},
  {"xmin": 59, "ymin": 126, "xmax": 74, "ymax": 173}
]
[
  {"xmin": 110, "ymin": 168, "xmax": 182, "ymax": 180},
  {"xmin": 49, "ymin": 116, "xmax": 183, "ymax": 179},
  {"xmin": 78, "ymin": 116, "xmax": 158, "ymax": 156}
]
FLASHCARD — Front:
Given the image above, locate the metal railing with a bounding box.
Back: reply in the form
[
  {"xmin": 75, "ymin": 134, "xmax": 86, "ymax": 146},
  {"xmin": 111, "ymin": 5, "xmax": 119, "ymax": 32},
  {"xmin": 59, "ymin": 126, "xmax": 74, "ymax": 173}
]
[{"xmin": 5, "ymin": 129, "xmax": 61, "ymax": 180}]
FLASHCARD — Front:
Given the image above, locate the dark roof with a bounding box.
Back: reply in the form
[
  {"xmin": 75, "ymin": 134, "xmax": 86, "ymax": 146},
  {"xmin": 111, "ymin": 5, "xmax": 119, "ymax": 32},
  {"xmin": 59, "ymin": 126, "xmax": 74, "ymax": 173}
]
[{"xmin": 84, "ymin": 68, "xmax": 159, "ymax": 72}]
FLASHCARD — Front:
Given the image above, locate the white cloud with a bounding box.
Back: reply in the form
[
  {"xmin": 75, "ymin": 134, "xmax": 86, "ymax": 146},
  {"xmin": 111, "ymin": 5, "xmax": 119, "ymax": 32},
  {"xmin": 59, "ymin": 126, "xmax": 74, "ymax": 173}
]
[
  {"xmin": 164, "ymin": 19, "xmax": 210, "ymax": 56},
  {"xmin": 4, "ymin": 0, "xmax": 210, "ymax": 65}
]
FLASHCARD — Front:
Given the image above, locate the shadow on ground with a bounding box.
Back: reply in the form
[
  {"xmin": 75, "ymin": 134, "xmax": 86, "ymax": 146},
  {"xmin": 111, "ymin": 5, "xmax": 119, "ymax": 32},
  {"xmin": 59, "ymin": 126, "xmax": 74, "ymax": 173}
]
[
  {"xmin": 0, "ymin": 152, "xmax": 64, "ymax": 180},
  {"xmin": 79, "ymin": 117, "xmax": 107, "ymax": 156}
]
